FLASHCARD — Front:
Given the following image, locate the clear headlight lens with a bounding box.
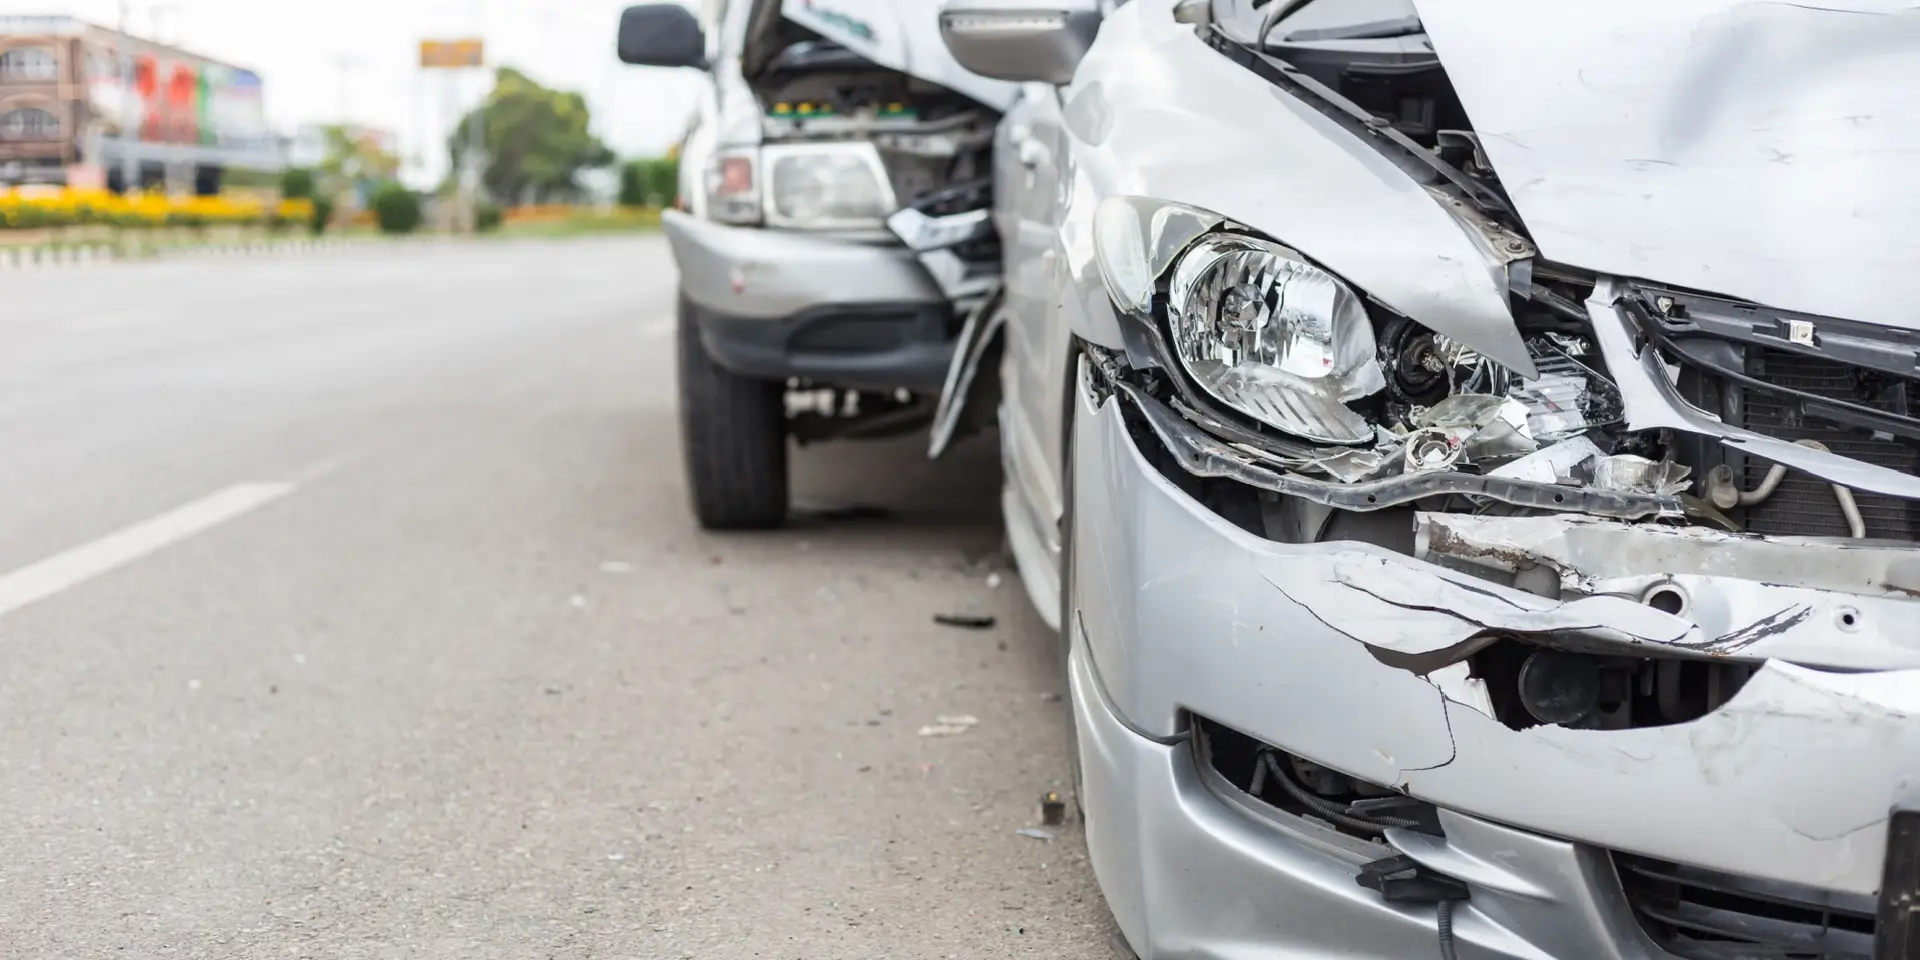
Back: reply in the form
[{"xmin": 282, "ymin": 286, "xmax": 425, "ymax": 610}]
[
  {"xmin": 1167, "ymin": 234, "xmax": 1385, "ymax": 444},
  {"xmin": 762, "ymin": 142, "xmax": 895, "ymax": 228},
  {"xmin": 704, "ymin": 148, "xmax": 760, "ymax": 225}
]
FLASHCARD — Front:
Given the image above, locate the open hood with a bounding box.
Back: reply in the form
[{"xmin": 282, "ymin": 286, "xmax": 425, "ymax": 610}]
[
  {"xmin": 778, "ymin": 0, "xmax": 1018, "ymax": 110},
  {"xmin": 1414, "ymin": 0, "xmax": 1920, "ymax": 330}
]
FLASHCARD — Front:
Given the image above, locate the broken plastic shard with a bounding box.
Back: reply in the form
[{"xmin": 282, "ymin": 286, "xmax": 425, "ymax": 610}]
[
  {"xmin": 1508, "ymin": 372, "xmax": 1590, "ymax": 440},
  {"xmin": 1402, "ymin": 427, "xmax": 1465, "ymax": 473},
  {"xmin": 1414, "ymin": 394, "xmax": 1537, "ymax": 463},
  {"xmin": 1488, "ymin": 436, "xmax": 1606, "ymax": 485},
  {"xmin": 1593, "ymin": 455, "xmax": 1692, "ymax": 496}
]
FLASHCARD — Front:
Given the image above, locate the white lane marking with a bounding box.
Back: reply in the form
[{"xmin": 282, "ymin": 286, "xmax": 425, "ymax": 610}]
[
  {"xmin": 638, "ymin": 316, "xmax": 675, "ymax": 340},
  {"xmin": 0, "ymin": 482, "xmax": 295, "ymax": 619}
]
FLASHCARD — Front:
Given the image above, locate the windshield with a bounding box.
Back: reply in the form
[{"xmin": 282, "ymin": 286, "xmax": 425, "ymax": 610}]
[{"xmin": 1212, "ymin": 0, "xmax": 1423, "ymax": 45}]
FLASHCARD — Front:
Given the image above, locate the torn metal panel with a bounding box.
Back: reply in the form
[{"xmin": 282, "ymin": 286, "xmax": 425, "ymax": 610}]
[
  {"xmin": 1079, "ymin": 384, "xmax": 1920, "ymax": 895},
  {"xmin": 926, "ymin": 289, "xmax": 1005, "ymax": 459},
  {"xmin": 1587, "ymin": 278, "xmax": 1920, "ymax": 500},
  {"xmin": 1119, "ymin": 376, "xmax": 1680, "ymax": 519},
  {"xmin": 1260, "ymin": 550, "xmax": 1699, "ymax": 655},
  {"xmin": 1415, "ymin": 512, "xmax": 1920, "ymax": 670}
]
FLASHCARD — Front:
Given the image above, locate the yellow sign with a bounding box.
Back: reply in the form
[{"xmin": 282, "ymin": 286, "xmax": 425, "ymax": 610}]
[{"xmin": 420, "ymin": 39, "xmax": 485, "ymax": 69}]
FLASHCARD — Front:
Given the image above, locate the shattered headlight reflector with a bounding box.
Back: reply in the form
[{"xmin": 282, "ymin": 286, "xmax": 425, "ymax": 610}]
[{"xmin": 1167, "ymin": 234, "xmax": 1385, "ymax": 444}]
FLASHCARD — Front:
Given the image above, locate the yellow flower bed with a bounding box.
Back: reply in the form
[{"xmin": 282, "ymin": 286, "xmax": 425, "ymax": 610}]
[{"xmin": 0, "ymin": 187, "xmax": 316, "ymax": 229}]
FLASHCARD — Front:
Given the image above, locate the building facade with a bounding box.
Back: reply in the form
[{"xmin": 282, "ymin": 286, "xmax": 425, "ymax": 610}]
[{"xmin": 0, "ymin": 15, "xmax": 281, "ymax": 191}]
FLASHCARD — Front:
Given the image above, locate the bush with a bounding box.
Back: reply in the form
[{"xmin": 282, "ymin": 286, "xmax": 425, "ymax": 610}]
[
  {"xmin": 619, "ymin": 157, "xmax": 679, "ymax": 208},
  {"xmin": 281, "ymin": 167, "xmax": 316, "ymax": 201},
  {"xmin": 370, "ymin": 182, "xmax": 421, "ymax": 235},
  {"xmin": 476, "ymin": 200, "xmax": 503, "ymax": 232},
  {"xmin": 618, "ymin": 161, "xmax": 646, "ymax": 208},
  {"xmin": 310, "ymin": 195, "xmax": 334, "ymax": 235}
]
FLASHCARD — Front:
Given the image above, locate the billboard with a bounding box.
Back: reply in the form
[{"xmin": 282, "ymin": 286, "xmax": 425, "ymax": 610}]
[
  {"xmin": 83, "ymin": 34, "xmax": 273, "ymax": 155},
  {"xmin": 420, "ymin": 39, "xmax": 484, "ymax": 69}
]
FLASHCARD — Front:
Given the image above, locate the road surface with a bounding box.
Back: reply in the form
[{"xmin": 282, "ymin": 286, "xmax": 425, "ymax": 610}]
[{"xmin": 0, "ymin": 238, "xmax": 1114, "ymax": 958}]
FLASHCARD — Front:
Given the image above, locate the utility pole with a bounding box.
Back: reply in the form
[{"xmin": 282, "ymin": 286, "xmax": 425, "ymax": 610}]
[
  {"xmin": 330, "ymin": 55, "xmax": 364, "ymax": 124},
  {"xmin": 462, "ymin": 0, "xmax": 485, "ymax": 234}
]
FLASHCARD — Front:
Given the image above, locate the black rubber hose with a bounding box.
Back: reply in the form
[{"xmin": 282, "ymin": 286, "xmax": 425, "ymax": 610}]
[
  {"xmin": 1437, "ymin": 899, "xmax": 1460, "ymax": 960},
  {"xmin": 1252, "ymin": 752, "xmax": 1421, "ymax": 833}
]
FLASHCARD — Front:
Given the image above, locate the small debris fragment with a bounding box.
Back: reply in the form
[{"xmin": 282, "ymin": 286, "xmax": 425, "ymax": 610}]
[
  {"xmin": 1039, "ymin": 691, "xmax": 1063, "ymax": 703},
  {"xmin": 918, "ymin": 714, "xmax": 979, "ymax": 736},
  {"xmin": 709, "ymin": 556, "xmax": 723, "ymax": 565},
  {"xmin": 986, "ymin": 572, "xmax": 1003, "ymax": 589},
  {"xmin": 599, "ymin": 560, "xmax": 635, "ymax": 574},
  {"xmin": 1016, "ymin": 828, "xmax": 1057, "ymax": 842},
  {"xmin": 187, "ymin": 679, "xmax": 202, "ymax": 691},
  {"xmin": 607, "ymin": 853, "xmax": 625, "ymax": 861},
  {"xmin": 934, "ymin": 613, "xmax": 996, "ymax": 630},
  {"xmin": 543, "ymin": 686, "xmax": 564, "ymax": 696},
  {"xmin": 817, "ymin": 586, "xmax": 839, "ymax": 603},
  {"xmin": 293, "ymin": 653, "xmax": 308, "ymax": 666},
  {"xmin": 916, "ymin": 762, "xmax": 935, "ymax": 775},
  {"xmin": 1040, "ymin": 792, "xmax": 1067, "ymax": 826},
  {"xmin": 569, "ymin": 594, "xmax": 588, "ymax": 609}
]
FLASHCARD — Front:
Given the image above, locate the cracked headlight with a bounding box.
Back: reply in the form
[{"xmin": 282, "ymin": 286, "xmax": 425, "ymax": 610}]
[
  {"xmin": 761, "ymin": 142, "xmax": 896, "ymax": 229},
  {"xmin": 1166, "ymin": 234, "xmax": 1385, "ymax": 445}
]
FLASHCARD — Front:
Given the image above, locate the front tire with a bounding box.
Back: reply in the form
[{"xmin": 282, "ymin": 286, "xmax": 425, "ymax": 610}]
[{"xmin": 677, "ymin": 294, "xmax": 789, "ymax": 530}]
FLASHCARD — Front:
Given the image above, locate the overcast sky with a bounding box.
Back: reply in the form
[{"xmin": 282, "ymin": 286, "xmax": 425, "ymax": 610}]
[{"xmin": 0, "ymin": 0, "xmax": 705, "ymax": 183}]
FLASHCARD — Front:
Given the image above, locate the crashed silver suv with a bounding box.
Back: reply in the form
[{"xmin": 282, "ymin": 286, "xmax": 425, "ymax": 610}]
[
  {"xmin": 616, "ymin": 0, "xmax": 1007, "ymax": 529},
  {"xmin": 935, "ymin": 0, "xmax": 1920, "ymax": 958}
]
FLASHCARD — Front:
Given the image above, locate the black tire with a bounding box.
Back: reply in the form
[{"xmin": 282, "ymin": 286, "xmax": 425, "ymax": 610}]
[{"xmin": 677, "ymin": 294, "xmax": 789, "ymax": 530}]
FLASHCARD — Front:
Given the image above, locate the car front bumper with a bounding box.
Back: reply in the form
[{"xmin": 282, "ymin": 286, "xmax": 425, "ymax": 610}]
[
  {"xmin": 661, "ymin": 210, "xmax": 956, "ymax": 392},
  {"xmin": 1070, "ymin": 372, "xmax": 1920, "ymax": 960}
]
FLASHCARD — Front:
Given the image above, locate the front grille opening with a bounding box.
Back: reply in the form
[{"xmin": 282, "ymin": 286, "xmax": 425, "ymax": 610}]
[
  {"xmin": 1196, "ymin": 716, "xmax": 1439, "ymax": 840},
  {"xmin": 1616, "ymin": 854, "xmax": 1876, "ymax": 960}
]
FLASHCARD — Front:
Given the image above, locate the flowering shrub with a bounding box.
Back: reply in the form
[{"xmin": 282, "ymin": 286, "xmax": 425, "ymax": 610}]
[{"xmin": 0, "ymin": 188, "xmax": 311, "ymax": 230}]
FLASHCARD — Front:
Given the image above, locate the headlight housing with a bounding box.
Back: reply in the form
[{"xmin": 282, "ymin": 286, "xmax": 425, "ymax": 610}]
[
  {"xmin": 704, "ymin": 148, "xmax": 760, "ymax": 225},
  {"xmin": 761, "ymin": 142, "xmax": 896, "ymax": 229},
  {"xmin": 1166, "ymin": 234, "xmax": 1385, "ymax": 444},
  {"xmin": 1093, "ymin": 195, "xmax": 1386, "ymax": 445}
]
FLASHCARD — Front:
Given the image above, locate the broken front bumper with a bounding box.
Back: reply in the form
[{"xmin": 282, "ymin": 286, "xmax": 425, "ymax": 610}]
[
  {"xmin": 1072, "ymin": 377, "xmax": 1920, "ymax": 958},
  {"xmin": 662, "ymin": 210, "xmax": 956, "ymax": 392}
]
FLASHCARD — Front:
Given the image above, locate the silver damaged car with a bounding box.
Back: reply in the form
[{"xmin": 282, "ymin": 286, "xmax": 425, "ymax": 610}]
[
  {"xmin": 930, "ymin": 0, "xmax": 1920, "ymax": 958},
  {"xmin": 617, "ymin": 0, "xmax": 1012, "ymax": 528}
]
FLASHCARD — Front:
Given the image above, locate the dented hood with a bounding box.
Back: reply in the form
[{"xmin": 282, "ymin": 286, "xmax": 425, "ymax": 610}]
[
  {"xmin": 778, "ymin": 0, "xmax": 1017, "ymax": 110},
  {"xmin": 1414, "ymin": 0, "xmax": 1920, "ymax": 330}
]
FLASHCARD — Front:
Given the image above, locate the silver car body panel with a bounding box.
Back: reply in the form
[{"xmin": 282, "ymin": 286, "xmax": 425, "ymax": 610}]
[
  {"xmin": 778, "ymin": 0, "xmax": 1020, "ymax": 111},
  {"xmin": 1415, "ymin": 0, "xmax": 1920, "ymax": 330},
  {"xmin": 1048, "ymin": 0, "xmax": 1530, "ymax": 370},
  {"xmin": 1072, "ymin": 375, "xmax": 1920, "ymax": 900},
  {"xmin": 662, "ymin": 209, "xmax": 946, "ymax": 319}
]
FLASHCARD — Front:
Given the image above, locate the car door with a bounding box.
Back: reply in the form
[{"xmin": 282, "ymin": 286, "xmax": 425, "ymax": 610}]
[{"xmin": 996, "ymin": 80, "xmax": 1069, "ymax": 591}]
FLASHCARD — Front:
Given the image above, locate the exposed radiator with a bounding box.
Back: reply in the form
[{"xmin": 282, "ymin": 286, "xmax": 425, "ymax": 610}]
[{"xmin": 1738, "ymin": 347, "xmax": 1920, "ymax": 540}]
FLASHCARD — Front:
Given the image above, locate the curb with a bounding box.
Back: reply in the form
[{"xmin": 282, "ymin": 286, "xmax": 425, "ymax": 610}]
[{"xmin": 0, "ymin": 234, "xmax": 464, "ymax": 271}]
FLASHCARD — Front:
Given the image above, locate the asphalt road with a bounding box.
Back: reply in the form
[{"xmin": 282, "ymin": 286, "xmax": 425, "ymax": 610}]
[{"xmin": 0, "ymin": 237, "xmax": 1113, "ymax": 958}]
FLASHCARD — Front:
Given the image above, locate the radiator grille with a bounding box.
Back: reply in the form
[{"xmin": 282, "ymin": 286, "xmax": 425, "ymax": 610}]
[
  {"xmin": 1616, "ymin": 854, "xmax": 1875, "ymax": 960},
  {"xmin": 1739, "ymin": 347, "xmax": 1920, "ymax": 539}
]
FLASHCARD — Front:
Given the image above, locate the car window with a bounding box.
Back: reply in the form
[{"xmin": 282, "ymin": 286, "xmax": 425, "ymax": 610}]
[{"xmin": 1211, "ymin": 0, "xmax": 1419, "ymax": 45}]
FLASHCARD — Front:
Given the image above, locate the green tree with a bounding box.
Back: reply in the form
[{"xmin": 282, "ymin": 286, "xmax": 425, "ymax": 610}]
[
  {"xmin": 450, "ymin": 67, "xmax": 615, "ymax": 205},
  {"xmin": 618, "ymin": 160, "xmax": 647, "ymax": 207},
  {"xmin": 320, "ymin": 126, "xmax": 401, "ymax": 189}
]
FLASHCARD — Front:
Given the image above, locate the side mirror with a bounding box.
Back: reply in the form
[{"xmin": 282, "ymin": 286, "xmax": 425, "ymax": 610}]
[
  {"xmin": 618, "ymin": 4, "xmax": 708, "ymax": 69},
  {"xmin": 938, "ymin": 2, "xmax": 1100, "ymax": 85}
]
